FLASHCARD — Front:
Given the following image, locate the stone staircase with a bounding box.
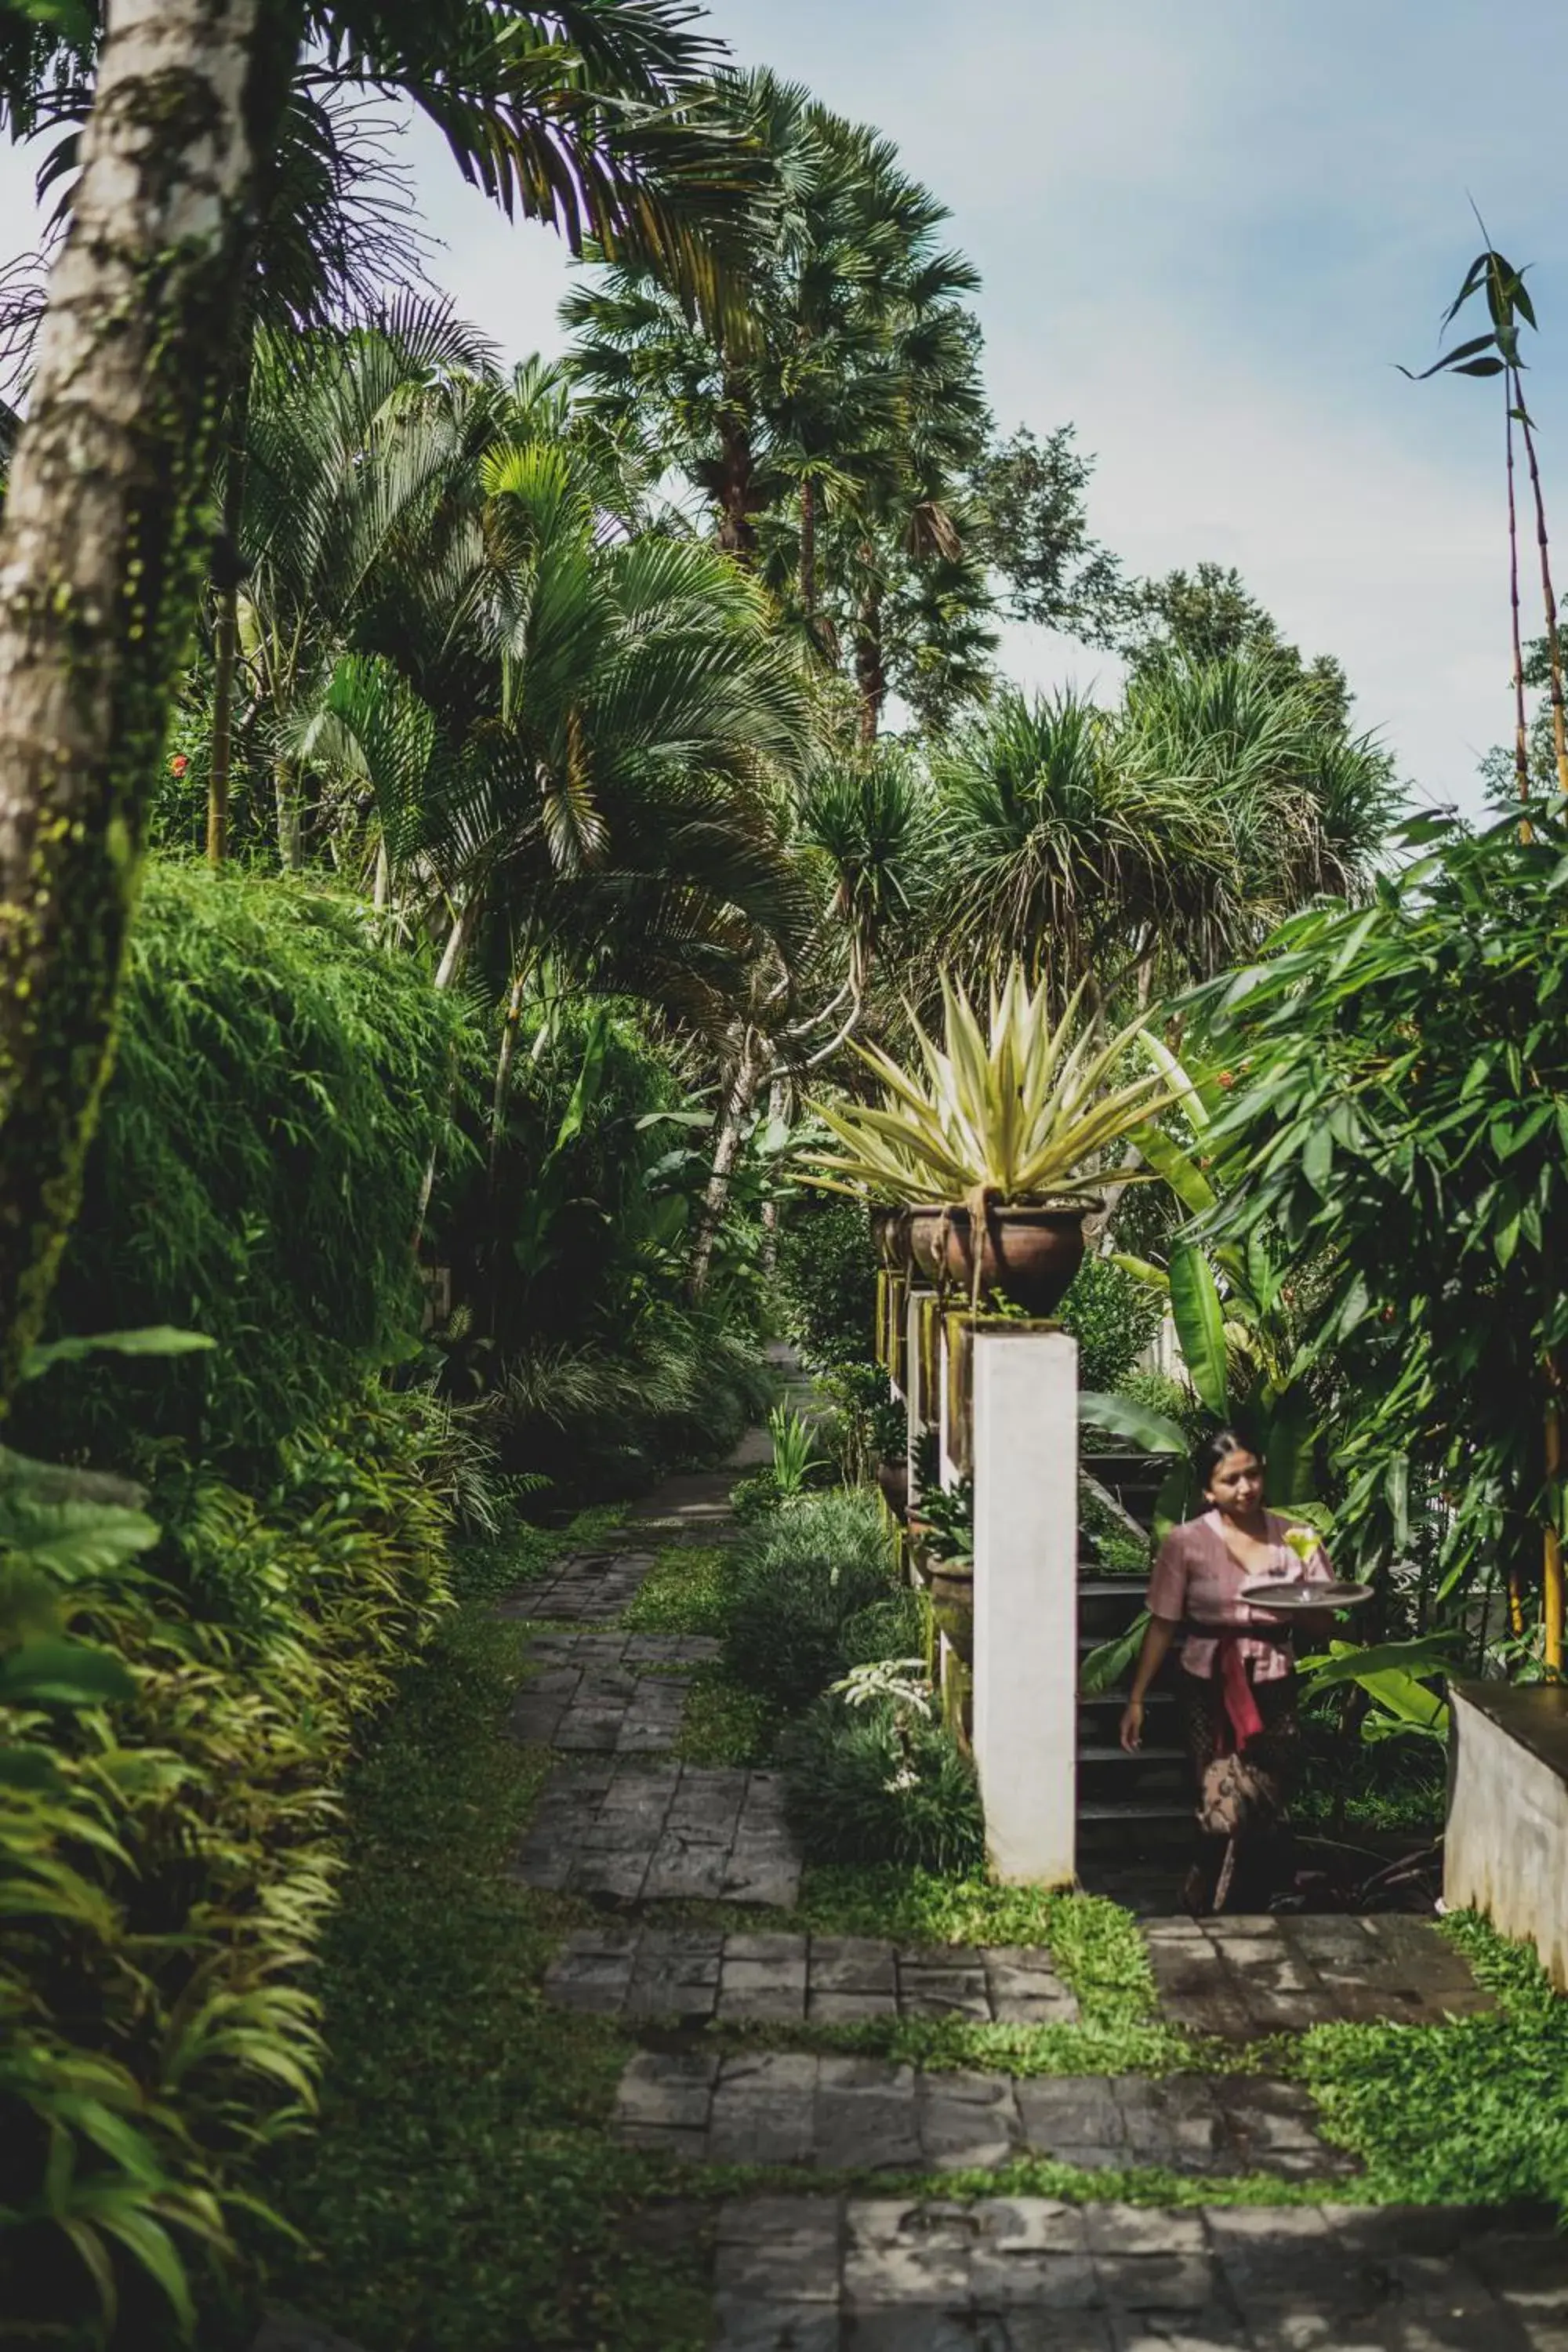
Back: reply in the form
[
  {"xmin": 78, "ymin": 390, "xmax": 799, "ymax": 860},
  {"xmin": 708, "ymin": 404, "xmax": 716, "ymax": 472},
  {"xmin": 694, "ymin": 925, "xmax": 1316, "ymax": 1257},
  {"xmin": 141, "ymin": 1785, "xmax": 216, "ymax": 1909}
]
[{"xmin": 1079, "ymin": 1450, "xmax": 1189, "ymax": 1844}]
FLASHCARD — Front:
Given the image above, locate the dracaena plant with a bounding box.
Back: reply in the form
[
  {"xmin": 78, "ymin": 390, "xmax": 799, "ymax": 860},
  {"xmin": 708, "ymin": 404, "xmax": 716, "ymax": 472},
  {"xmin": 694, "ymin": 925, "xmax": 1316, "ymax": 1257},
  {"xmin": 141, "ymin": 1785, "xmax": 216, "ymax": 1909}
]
[{"xmin": 802, "ymin": 965, "xmax": 1180, "ymax": 1212}]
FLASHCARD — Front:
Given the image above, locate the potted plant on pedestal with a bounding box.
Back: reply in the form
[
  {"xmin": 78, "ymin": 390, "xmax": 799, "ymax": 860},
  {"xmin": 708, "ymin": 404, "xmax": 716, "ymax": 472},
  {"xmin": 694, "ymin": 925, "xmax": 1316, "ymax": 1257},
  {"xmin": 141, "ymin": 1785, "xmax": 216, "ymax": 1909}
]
[{"xmin": 802, "ymin": 965, "xmax": 1179, "ymax": 1316}]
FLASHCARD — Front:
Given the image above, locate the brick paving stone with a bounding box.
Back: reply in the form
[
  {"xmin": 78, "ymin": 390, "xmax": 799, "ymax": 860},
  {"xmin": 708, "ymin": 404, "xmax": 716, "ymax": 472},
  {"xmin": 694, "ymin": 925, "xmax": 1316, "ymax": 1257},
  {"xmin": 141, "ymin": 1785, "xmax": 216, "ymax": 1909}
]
[
  {"xmin": 508, "ymin": 1629, "xmax": 717, "ymax": 1754},
  {"xmin": 815, "ymin": 2056, "xmax": 924, "ymax": 2172},
  {"xmin": 612, "ymin": 2057, "xmax": 1346, "ymax": 2180},
  {"xmin": 710, "ymin": 2050, "xmax": 821, "ymax": 2166},
  {"xmin": 513, "ymin": 1762, "xmax": 802, "ymax": 1906},
  {"xmin": 708, "ymin": 2198, "xmax": 1568, "ymax": 2351},
  {"xmin": 546, "ymin": 1929, "xmax": 1080, "ymax": 2024},
  {"xmin": 1145, "ymin": 1912, "xmax": 1494, "ymax": 2039},
  {"xmin": 498, "ymin": 1547, "xmax": 660, "ymax": 1623}
]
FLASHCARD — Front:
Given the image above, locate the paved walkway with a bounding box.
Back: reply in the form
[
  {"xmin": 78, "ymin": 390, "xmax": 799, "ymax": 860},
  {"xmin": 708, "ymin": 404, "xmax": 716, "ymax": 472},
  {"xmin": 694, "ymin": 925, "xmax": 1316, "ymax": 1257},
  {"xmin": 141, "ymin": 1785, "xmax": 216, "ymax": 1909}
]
[
  {"xmin": 546, "ymin": 1928, "xmax": 1078, "ymax": 2027},
  {"xmin": 707, "ymin": 2196, "xmax": 1561, "ymax": 2350},
  {"xmin": 1145, "ymin": 1911, "xmax": 1494, "ymax": 2037},
  {"xmin": 261, "ymin": 1427, "xmax": 1566, "ymax": 2352},
  {"xmin": 615, "ymin": 2053, "xmax": 1350, "ymax": 2180}
]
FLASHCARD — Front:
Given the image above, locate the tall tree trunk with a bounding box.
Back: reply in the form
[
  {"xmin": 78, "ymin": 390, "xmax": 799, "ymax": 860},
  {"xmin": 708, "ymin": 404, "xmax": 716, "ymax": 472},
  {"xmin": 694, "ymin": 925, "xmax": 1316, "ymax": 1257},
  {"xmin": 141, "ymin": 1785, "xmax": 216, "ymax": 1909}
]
[
  {"xmin": 800, "ymin": 475, "xmax": 818, "ymax": 629},
  {"xmin": 759, "ymin": 1073, "xmax": 788, "ymax": 1274},
  {"xmin": 489, "ymin": 964, "xmax": 528, "ymax": 1184},
  {"xmin": 688, "ymin": 1035, "xmax": 766, "ymax": 1299},
  {"xmin": 715, "ymin": 402, "xmax": 758, "ymax": 567},
  {"xmin": 0, "ymin": 0, "xmax": 301, "ymax": 1400},
  {"xmin": 207, "ymin": 353, "xmax": 251, "ymax": 866},
  {"xmin": 434, "ymin": 895, "xmax": 481, "ymax": 990},
  {"xmin": 855, "ymin": 583, "xmax": 885, "ymax": 745},
  {"xmin": 274, "ymin": 754, "xmax": 303, "ymax": 869}
]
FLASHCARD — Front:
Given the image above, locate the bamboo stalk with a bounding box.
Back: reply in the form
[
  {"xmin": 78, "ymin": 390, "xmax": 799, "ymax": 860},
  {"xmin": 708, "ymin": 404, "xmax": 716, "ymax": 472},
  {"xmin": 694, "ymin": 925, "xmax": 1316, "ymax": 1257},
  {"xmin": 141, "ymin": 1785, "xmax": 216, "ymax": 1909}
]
[
  {"xmin": 1547, "ymin": 1378, "xmax": 1564, "ymax": 1680},
  {"xmin": 1506, "ymin": 394, "xmax": 1533, "ymax": 838},
  {"xmin": 1515, "ymin": 397, "xmax": 1568, "ymax": 806}
]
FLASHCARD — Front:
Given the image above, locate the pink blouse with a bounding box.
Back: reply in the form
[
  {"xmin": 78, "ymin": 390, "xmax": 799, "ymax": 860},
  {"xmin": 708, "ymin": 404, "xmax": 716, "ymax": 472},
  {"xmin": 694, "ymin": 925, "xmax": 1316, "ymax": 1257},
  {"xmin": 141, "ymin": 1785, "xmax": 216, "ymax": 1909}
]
[{"xmin": 1145, "ymin": 1509, "xmax": 1333, "ymax": 1682}]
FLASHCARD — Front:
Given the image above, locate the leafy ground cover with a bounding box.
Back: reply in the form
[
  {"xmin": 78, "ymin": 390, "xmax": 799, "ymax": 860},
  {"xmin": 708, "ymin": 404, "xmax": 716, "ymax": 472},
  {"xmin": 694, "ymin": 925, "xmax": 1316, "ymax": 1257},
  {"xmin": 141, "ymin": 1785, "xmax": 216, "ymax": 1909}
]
[
  {"xmin": 216, "ymin": 1508, "xmax": 1568, "ymax": 2352},
  {"xmin": 238, "ymin": 1519, "xmax": 715, "ymax": 2352},
  {"xmin": 1298, "ymin": 1912, "xmax": 1568, "ymax": 2210}
]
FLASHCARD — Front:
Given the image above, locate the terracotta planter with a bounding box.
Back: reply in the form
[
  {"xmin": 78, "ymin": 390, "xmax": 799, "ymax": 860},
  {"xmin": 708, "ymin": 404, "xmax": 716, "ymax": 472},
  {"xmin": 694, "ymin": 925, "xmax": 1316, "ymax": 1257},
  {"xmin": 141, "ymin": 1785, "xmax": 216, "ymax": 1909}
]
[
  {"xmin": 876, "ymin": 1456, "xmax": 910, "ymax": 1517},
  {"xmin": 929, "ymin": 1201, "xmax": 1094, "ymax": 1317},
  {"xmin": 906, "ymin": 1206, "xmax": 949, "ymax": 1284},
  {"xmin": 869, "ymin": 1204, "xmax": 913, "ymax": 1272},
  {"xmin": 931, "ymin": 1560, "xmax": 975, "ymax": 1668}
]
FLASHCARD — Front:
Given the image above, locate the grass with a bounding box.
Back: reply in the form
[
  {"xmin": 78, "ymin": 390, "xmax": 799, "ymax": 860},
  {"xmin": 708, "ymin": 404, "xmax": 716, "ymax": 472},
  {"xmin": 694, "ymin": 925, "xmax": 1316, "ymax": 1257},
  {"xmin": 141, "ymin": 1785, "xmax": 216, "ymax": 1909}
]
[
  {"xmin": 621, "ymin": 1544, "xmax": 777, "ymax": 1765},
  {"xmin": 620, "ymin": 1541, "xmax": 734, "ymax": 1635},
  {"xmin": 247, "ymin": 1519, "xmax": 715, "ymax": 2352},
  {"xmin": 234, "ymin": 1496, "xmax": 1568, "ymax": 2352},
  {"xmin": 1294, "ymin": 1911, "xmax": 1568, "ymax": 2211}
]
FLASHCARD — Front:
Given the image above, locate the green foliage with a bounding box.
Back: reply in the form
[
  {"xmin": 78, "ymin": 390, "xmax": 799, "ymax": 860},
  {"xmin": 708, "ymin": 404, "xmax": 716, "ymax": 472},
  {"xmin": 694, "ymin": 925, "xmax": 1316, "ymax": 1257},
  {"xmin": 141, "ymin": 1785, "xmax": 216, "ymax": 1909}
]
[
  {"xmin": 722, "ymin": 1490, "xmax": 901, "ymax": 1715},
  {"xmin": 1190, "ymin": 810, "xmax": 1568, "ymax": 1602},
  {"xmin": 1113, "ymin": 1370, "xmax": 1205, "ymax": 1439},
  {"xmin": 814, "ymin": 1359, "xmax": 906, "ymax": 1488},
  {"xmin": 0, "ymin": 1384, "xmax": 461, "ymax": 2342},
  {"xmin": 255, "ymin": 1562, "xmax": 713, "ymax": 2352},
  {"xmin": 16, "ymin": 862, "xmax": 469, "ymax": 1475},
  {"xmin": 441, "ymin": 996, "xmax": 775, "ymax": 1498},
  {"xmin": 620, "ymin": 1545, "xmax": 734, "ymax": 1639},
  {"xmin": 1057, "ymin": 1254, "xmax": 1161, "ymax": 1394},
  {"xmin": 783, "ymin": 1686, "xmax": 985, "ymax": 1872},
  {"xmin": 1302, "ymin": 1913, "xmax": 1568, "ymax": 2209},
  {"xmin": 797, "ymin": 1870, "xmax": 1159, "ymax": 2034},
  {"xmin": 805, "ymin": 967, "xmax": 1176, "ymax": 1208},
  {"xmin": 767, "ymin": 1405, "xmax": 822, "ymax": 1496},
  {"xmin": 918, "ymin": 1476, "xmax": 974, "ymax": 1568},
  {"xmin": 773, "ymin": 1195, "xmax": 879, "ymax": 1370},
  {"xmin": 729, "ymin": 1468, "xmax": 788, "ymax": 1523}
]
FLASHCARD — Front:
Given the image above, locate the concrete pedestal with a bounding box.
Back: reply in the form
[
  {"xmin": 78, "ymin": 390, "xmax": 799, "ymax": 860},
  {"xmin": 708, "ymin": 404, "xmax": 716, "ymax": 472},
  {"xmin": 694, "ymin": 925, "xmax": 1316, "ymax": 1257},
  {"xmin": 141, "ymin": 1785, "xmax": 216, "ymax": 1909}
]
[
  {"xmin": 971, "ymin": 1327, "xmax": 1078, "ymax": 1885},
  {"xmin": 1446, "ymin": 1681, "xmax": 1568, "ymax": 1988}
]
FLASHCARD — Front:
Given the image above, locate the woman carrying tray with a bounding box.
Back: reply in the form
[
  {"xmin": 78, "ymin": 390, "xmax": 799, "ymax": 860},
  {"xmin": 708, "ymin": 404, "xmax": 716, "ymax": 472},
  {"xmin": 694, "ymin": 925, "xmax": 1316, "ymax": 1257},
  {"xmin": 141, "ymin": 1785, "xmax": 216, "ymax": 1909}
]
[{"xmin": 1118, "ymin": 1427, "xmax": 1338, "ymax": 1914}]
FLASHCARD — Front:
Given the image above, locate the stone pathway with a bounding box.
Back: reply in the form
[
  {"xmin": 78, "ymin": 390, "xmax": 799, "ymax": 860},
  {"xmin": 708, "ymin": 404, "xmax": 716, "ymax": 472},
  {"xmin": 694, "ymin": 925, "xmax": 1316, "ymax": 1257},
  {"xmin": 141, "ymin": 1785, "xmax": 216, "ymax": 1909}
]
[
  {"xmin": 547, "ymin": 1929, "xmax": 1078, "ymax": 2027},
  {"xmin": 708, "ymin": 2196, "xmax": 1568, "ymax": 2350},
  {"xmin": 509, "ymin": 1630, "xmax": 720, "ymax": 1752},
  {"xmin": 500, "ymin": 1545, "xmax": 661, "ymax": 1622},
  {"xmin": 1145, "ymin": 1912, "xmax": 1494, "ymax": 2038},
  {"xmin": 615, "ymin": 2053, "xmax": 1350, "ymax": 2180},
  {"xmin": 514, "ymin": 1761, "xmax": 801, "ymax": 1905},
  {"xmin": 483, "ymin": 1436, "xmax": 1555, "ymax": 2352}
]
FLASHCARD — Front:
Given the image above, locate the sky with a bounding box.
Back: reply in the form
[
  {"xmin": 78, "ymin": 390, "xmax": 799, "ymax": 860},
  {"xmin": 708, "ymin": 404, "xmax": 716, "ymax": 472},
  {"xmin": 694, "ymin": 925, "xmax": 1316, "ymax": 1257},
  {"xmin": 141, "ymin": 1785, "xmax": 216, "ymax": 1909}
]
[{"xmin": 5, "ymin": 2, "xmax": 1568, "ymax": 812}]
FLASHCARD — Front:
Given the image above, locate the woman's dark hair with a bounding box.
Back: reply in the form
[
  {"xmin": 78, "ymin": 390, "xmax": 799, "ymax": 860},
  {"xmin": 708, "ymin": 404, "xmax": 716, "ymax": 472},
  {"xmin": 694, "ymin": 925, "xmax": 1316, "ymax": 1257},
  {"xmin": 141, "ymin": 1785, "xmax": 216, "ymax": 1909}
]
[{"xmin": 1194, "ymin": 1426, "xmax": 1263, "ymax": 1490}]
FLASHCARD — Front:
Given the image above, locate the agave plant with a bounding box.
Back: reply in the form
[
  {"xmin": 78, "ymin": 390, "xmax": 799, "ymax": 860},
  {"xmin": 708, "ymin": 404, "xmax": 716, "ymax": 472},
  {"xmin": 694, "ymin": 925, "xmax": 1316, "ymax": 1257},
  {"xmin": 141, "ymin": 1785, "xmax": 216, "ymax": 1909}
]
[{"xmin": 804, "ymin": 966, "xmax": 1180, "ymax": 1209}]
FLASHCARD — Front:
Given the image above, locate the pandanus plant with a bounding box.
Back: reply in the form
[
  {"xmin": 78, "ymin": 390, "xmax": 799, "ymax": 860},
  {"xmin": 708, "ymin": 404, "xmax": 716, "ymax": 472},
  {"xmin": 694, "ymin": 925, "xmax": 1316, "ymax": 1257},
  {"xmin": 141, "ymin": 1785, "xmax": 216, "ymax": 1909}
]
[{"xmin": 803, "ymin": 964, "xmax": 1180, "ymax": 1213}]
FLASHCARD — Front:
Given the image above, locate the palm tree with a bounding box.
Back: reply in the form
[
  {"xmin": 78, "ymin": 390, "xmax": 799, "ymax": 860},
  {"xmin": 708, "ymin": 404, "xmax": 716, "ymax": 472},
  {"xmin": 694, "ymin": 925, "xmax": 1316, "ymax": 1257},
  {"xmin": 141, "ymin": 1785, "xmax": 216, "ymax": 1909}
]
[
  {"xmin": 927, "ymin": 660, "xmax": 1398, "ymax": 1017},
  {"xmin": 1114, "ymin": 652, "xmax": 1398, "ymax": 932},
  {"xmin": 235, "ymin": 299, "xmax": 497, "ymax": 869},
  {"xmin": 565, "ymin": 67, "xmax": 991, "ymax": 705},
  {"xmin": 256, "ymin": 358, "xmax": 819, "ymax": 1014},
  {"xmin": 0, "ymin": 0, "xmax": 771, "ymax": 1401},
  {"xmin": 927, "ymin": 688, "xmax": 1236, "ymax": 1009}
]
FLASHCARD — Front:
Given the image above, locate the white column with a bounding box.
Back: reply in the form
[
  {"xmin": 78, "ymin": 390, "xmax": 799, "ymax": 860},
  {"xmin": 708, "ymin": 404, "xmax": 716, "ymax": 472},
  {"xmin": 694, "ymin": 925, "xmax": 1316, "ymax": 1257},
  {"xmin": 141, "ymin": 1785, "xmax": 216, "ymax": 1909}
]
[{"xmin": 972, "ymin": 1327, "xmax": 1078, "ymax": 1884}]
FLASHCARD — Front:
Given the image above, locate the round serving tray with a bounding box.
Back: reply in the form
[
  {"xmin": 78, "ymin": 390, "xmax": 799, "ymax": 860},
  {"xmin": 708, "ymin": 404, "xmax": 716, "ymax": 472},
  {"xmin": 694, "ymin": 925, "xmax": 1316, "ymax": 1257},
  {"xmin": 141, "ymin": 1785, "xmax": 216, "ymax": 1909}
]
[{"xmin": 1240, "ymin": 1577, "xmax": 1374, "ymax": 1611}]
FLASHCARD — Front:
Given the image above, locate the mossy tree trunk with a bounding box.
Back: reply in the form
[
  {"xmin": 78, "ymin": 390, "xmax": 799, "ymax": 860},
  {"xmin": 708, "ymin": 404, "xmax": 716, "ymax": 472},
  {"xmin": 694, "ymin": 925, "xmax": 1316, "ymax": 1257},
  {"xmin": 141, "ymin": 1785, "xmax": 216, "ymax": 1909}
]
[
  {"xmin": 687, "ymin": 1031, "xmax": 767, "ymax": 1299},
  {"xmin": 0, "ymin": 0, "xmax": 302, "ymax": 1401}
]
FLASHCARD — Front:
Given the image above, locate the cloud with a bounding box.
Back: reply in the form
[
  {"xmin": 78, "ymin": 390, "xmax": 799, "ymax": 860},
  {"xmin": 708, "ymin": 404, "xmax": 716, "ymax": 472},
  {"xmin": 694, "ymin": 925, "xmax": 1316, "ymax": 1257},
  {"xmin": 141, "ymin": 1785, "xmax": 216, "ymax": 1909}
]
[{"xmin": 5, "ymin": 2, "xmax": 1564, "ymax": 811}]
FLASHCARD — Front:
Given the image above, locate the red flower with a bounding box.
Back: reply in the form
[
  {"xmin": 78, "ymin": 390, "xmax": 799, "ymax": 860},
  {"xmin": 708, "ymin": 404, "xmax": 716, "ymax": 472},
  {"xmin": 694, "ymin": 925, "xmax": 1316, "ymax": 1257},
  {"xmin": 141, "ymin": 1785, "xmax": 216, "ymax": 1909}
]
[
  {"xmin": 169, "ymin": 753, "xmax": 190, "ymax": 777},
  {"xmin": 1216, "ymin": 1070, "xmax": 1236, "ymax": 1089}
]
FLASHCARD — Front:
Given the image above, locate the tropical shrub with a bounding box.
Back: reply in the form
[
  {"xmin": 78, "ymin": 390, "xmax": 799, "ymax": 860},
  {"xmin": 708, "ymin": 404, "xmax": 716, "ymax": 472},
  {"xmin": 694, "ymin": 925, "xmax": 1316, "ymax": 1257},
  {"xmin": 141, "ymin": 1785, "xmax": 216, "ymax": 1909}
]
[
  {"xmin": 783, "ymin": 1682, "xmax": 985, "ymax": 1871},
  {"xmin": 16, "ymin": 862, "xmax": 472, "ymax": 1477},
  {"xmin": 1058, "ymin": 1253, "xmax": 1162, "ymax": 1393},
  {"xmin": 721, "ymin": 1490, "xmax": 900, "ymax": 1714},
  {"xmin": 1190, "ymin": 811, "xmax": 1568, "ymax": 1625},
  {"xmin": 774, "ymin": 1195, "xmax": 879, "ymax": 1368},
  {"xmin": 0, "ymin": 1385, "xmax": 462, "ymax": 2342}
]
